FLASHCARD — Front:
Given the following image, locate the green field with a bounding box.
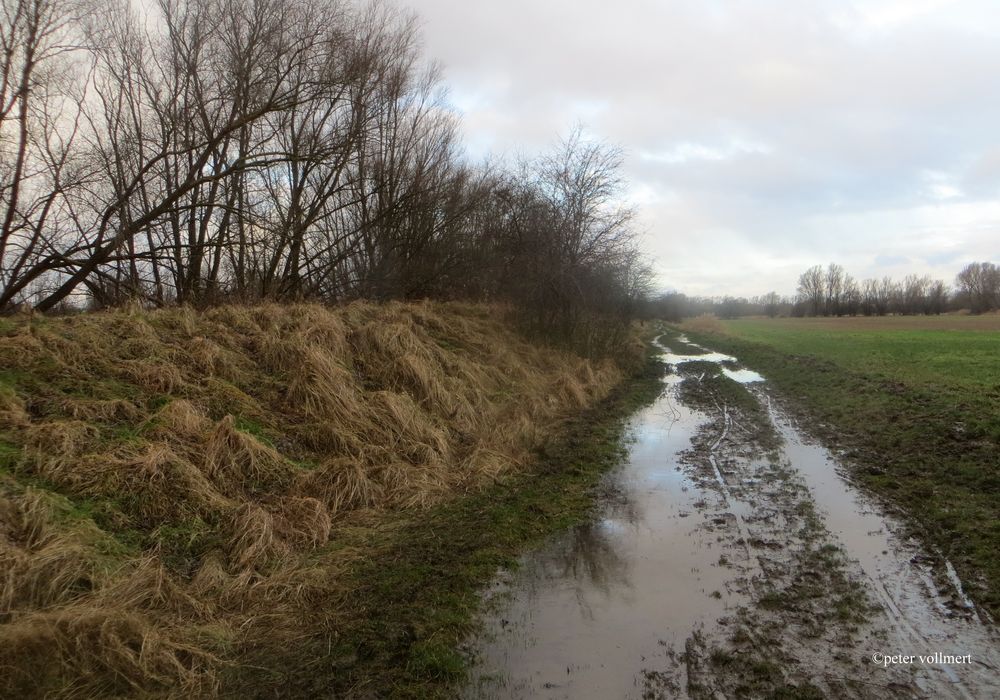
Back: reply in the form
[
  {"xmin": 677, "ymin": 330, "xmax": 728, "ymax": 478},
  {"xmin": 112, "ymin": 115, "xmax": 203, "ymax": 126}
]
[{"xmin": 681, "ymin": 316, "xmax": 1000, "ymax": 617}]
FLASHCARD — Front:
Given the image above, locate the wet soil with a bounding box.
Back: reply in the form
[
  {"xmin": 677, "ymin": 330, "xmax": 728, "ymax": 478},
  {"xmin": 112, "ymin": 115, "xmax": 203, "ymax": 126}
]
[{"xmin": 462, "ymin": 335, "xmax": 1000, "ymax": 699}]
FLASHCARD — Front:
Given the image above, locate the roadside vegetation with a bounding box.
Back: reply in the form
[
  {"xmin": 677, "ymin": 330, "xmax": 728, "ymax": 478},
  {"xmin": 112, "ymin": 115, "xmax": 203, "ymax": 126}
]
[
  {"xmin": 0, "ymin": 303, "xmax": 649, "ymax": 696},
  {"xmin": 0, "ymin": 0, "xmax": 662, "ymax": 695},
  {"xmin": 0, "ymin": 0, "xmax": 648, "ymax": 361},
  {"xmin": 678, "ymin": 315, "xmax": 1000, "ymax": 618}
]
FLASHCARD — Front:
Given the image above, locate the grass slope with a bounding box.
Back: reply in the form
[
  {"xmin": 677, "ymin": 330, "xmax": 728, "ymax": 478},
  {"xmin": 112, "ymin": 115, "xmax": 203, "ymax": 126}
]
[
  {"xmin": 235, "ymin": 355, "xmax": 666, "ymax": 698},
  {"xmin": 0, "ymin": 302, "xmax": 644, "ymax": 696},
  {"xmin": 680, "ymin": 317, "xmax": 1000, "ymax": 617}
]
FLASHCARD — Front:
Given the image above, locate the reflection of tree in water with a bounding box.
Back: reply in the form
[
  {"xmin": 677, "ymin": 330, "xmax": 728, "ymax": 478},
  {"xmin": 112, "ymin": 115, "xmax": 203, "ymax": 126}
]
[
  {"xmin": 605, "ymin": 491, "xmax": 642, "ymax": 526},
  {"xmin": 598, "ymin": 476, "xmax": 644, "ymax": 527},
  {"xmin": 522, "ymin": 520, "xmax": 634, "ymax": 619}
]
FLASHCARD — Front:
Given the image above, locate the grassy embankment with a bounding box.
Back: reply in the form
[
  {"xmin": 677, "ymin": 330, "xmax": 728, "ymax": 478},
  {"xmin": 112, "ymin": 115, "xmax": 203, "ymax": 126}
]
[
  {"xmin": 0, "ymin": 302, "xmax": 658, "ymax": 697},
  {"xmin": 679, "ymin": 315, "xmax": 1000, "ymax": 617}
]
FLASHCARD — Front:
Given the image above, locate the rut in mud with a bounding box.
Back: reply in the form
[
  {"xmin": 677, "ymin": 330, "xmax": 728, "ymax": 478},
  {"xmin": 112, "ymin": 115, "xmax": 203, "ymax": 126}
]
[{"xmin": 462, "ymin": 334, "xmax": 1000, "ymax": 699}]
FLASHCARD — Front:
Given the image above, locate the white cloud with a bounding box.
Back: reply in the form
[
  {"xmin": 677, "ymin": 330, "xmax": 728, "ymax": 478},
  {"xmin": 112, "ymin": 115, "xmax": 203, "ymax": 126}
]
[
  {"xmin": 407, "ymin": 0, "xmax": 1000, "ymax": 295},
  {"xmin": 640, "ymin": 139, "xmax": 771, "ymax": 165}
]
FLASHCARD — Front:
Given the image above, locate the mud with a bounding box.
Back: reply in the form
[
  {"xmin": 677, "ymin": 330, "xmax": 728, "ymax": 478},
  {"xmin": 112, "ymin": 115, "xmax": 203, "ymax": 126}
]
[{"xmin": 462, "ymin": 334, "xmax": 1000, "ymax": 699}]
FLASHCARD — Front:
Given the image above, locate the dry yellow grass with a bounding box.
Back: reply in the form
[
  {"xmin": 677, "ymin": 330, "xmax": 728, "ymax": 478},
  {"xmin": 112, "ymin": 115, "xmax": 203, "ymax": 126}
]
[
  {"xmin": 679, "ymin": 313, "xmax": 731, "ymax": 335},
  {"xmin": 0, "ymin": 301, "xmax": 633, "ymax": 695}
]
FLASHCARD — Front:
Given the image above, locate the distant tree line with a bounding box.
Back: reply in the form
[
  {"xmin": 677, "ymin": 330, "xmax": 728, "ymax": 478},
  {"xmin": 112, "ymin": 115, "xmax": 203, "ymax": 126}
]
[
  {"xmin": 0, "ymin": 0, "xmax": 647, "ymax": 355},
  {"xmin": 793, "ymin": 263, "xmax": 951, "ymax": 317},
  {"xmin": 642, "ymin": 293, "xmax": 789, "ymax": 322},
  {"xmin": 646, "ymin": 261, "xmax": 999, "ymax": 320}
]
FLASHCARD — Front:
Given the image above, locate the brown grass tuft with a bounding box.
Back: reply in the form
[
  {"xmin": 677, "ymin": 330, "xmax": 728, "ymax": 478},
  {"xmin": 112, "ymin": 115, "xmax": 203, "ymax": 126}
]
[
  {"xmin": 0, "ymin": 387, "xmax": 30, "ymax": 428},
  {"xmin": 103, "ymin": 557, "xmax": 208, "ymax": 619},
  {"xmin": 190, "ymin": 550, "xmax": 230, "ymax": 600},
  {"xmin": 58, "ymin": 398, "xmax": 140, "ymax": 423},
  {"xmin": 227, "ymin": 504, "xmax": 288, "ymax": 571},
  {"xmin": 122, "ymin": 360, "xmax": 186, "ymax": 394},
  {"xmin": 100, "ymin": 444, "xmax": 233, "ymax": 521},
  {"xmin": 286, "ymin": 345, "xmax": 365, "ymax": 426},
  {"xmin": 0, "ymin": 491, "xmax": 110, "ymax": 614},
  {"xmin": 555, "ymin": 372, "xmax": 589, "ymax": 408},
  {"xmin": 199, "ymin": 377, "xmax": 262, "ymax": 422},
  {"xmin": 1, "ymin": 540, "xmax": 103, "ymax": 614},
  {"xmin": 370, "ymin": 390, "xmax": 450, "ymax": 458},
  {"xmin": 0, "ymin": 606, "xmax": 218, "ymax": 697},
  {"xmin": 151, "ymin": 399, "xmax": 212, "ymax": 440},
  {"xmin": 294, "ymin": 458, "xmax": 382, "ymax": 515},
  {"xmin": 461, "ymin": 447, "xmax": 517, "ymax": 482},
  {"xmin": 0, "ymin": 329, "xmax": 48, "ymax": 370},
  {"xmin": 290, "ymin": 305, "xmax": 352, "ymax": 361},
  {"xmin": 186, "ymin": 336, "xmax": 242, "ymax": 381},
  {"xmin": 20, "ymin": 421, "xmax": 101, "ymax": 483},
  {"xmin": 350, "ymin": 320, "xmax": 454, "ymax": 410},
  {"xmin": 273, "ymin": 496, "xmax": 331, "ymax": 548},
  {"xmin": 374, "ymin": 460, "xmax": 450, "ymax": 509},
  {"xmin": 204, "ymin": 416, "xmax": 293, "ymax": 497}
]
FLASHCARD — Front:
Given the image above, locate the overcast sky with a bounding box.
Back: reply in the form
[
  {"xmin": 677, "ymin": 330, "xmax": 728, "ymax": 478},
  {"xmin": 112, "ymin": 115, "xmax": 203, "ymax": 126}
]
[{"xmin": 405, "ymin": 0, "xmax": 1000, "ymax": 297}]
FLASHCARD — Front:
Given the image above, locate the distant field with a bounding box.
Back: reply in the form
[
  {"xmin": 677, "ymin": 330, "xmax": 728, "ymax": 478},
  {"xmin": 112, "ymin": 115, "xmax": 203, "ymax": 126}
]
[
  {"xmin": 719, "ymin": 315, "xmax": 1000, "ymax": 392},
  {"xmin": 680, "ymin": 314, "xmax": 1000, "ymax": 617},
  {"xmin": 727, "ymin": 313, "xmax": 1000, "ymax": 332}
]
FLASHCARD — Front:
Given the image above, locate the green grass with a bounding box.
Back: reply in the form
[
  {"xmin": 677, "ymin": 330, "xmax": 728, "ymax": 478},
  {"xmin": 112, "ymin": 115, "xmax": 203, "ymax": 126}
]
[
  {"xmin": 682, "ymin": 318, "xmax": 1000, "ymax": 617},
  {"xmin": 226, "ymin": 352, "xmax": 668, "ymax": 698},
  {"xmin": 722, "ymin": 319, "xmax": 1000, "ymax": 394},
  {"xmin": 0, "ymin": 441, "xmax": 19, "ymax": 472}
]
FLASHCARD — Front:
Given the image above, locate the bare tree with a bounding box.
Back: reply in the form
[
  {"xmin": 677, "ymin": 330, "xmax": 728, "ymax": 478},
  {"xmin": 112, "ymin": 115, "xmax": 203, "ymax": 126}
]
[
  {"xmin": 761, "ymin": 290, "xmax": 780, "ymax": 317},
  {"xmin": 797, "ymin": 265, "xmax": 824, "ymax": 316},
  {"xmin": 796, "ymin": 267, "xmax": 953, "ymax": 317},
  {"xmin": 901, "ymin": 274, "xmax": 929, "ymax": 315},
  {"xmin": 876, "ymin": 276, "xmax": 897, "ymax": 316},
  {"xmin": 0, "ymin": 0, "xmax": 652, "ymax": 354},
  {"xmin": 468, "ymin": 127, "xmax": 643, "ymax": 354},
  {"xmin": 0, "ymin": 0, "xmax": 93, "ymax": 310},
  {"xmin": 842, "ymin": 274, "xmax": 860, "ymax": 316},
  {"xmin": 956, "ymin": 261, "xmax": 999, "ymax": 313},
  {"xmin": 824, "ymin": 263, "xmax": 844, "ymax": 316},
  {"xmin": 8, "ymin": 0, "xmax": 350, "ymax": 311},
  {"xmin": 927, "ymin": 279, "xmax": 949, "ymax": 314}
]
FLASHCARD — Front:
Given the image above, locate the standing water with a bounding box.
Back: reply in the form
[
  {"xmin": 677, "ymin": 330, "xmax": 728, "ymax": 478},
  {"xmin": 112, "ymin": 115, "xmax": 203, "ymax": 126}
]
[{"xmin": 462, "ymin": 336, "xmax": 1000, "ymax": 699}]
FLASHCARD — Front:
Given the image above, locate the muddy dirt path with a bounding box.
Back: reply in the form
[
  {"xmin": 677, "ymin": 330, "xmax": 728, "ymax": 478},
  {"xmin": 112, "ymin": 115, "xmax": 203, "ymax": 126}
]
[{"xmin": 462, "ymin": 335, "xmax": 1000, "ymax": 699}]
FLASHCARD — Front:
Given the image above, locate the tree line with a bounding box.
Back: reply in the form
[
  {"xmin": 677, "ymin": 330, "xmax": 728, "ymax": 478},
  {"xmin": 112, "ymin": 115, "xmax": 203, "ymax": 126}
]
[
  {"xmin": 0, "ymin": 0, "xmax": 647, "ymax": 355},
  {"xmin": 794, "ymin": 263, "xmax": 951, "ymax": 317},
  {"xmin": 647, "ymin": 261, "xmax": 999, "ymax": 320}
]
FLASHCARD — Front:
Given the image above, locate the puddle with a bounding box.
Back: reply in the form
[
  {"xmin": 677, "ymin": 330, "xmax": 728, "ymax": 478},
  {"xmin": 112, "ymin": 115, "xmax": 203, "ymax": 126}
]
[
  {"xmin": 656, "ymin": 337, "xmax": 763, "ymax": 384},
  {"xmin": 721, "ymin": 367, "xmax": 764, "ymax": 384},
  {"xmin": 763, "ymin": 398, "xmax": 1000, "ymax": 696},
  {"xmin": 463, "ymin": 395, "xmax": 745, "ymax": 699},
  {"xmin": 660, "ymin": 350, "xmax": 735, "ymax": 366},
  {"xmin": 463, "ymin": 337, "xmax": 1000, "ymax": 699}
]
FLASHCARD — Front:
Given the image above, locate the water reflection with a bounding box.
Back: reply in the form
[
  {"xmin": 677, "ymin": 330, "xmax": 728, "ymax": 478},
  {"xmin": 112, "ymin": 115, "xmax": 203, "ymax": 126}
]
[
  {"xmin": 463, "ymin": 381, "xmax": 739, "ymax": 699},
  {"xmin": 523, "ymin": 520, "xmax": 633, "ymax": 619}
]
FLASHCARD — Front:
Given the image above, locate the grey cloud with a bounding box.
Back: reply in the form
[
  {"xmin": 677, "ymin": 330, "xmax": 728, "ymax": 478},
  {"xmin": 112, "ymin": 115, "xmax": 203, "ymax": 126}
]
[{"xmin": 407, "ymin": 0, "xmax": 1000, "ymax": 295}]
